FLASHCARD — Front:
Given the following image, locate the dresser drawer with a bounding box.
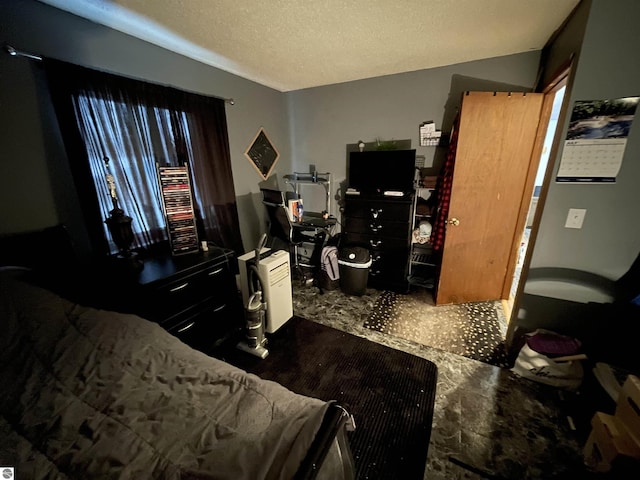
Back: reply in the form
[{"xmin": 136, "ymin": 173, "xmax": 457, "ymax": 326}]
[
  {"xmin": 370, "ymin": 249, "xmax": 409, "ymax": 273},
  {"xmin": 158, "ymin": 262, "xmax": 226, "ymax": 302},
  {"xmin": 344, "ymin": 199, "xmax": 412, "ymax": 223},
  {"xmin": 370, "ymin": 249, "xmax": 408, "ymax": 281},
  {"xmin": 343, "ymin": 232, "xmax": 410, "ymax": 251},
  {"xmin": 344, "ymin": 216, "xmax": 409, "ymax": 239},
  {"xmin": 369, "ymin": 268, "xmax": 409, "ymax": 292},
  {"xmin": 165, "ymin": 296, "xmax": 242, "ymax": 351},
  {"xmin": 140, "ymin": 259, "xmax": 235, "ymax": 324},
  {"xmin": 107, "ymin": 247, "xmax": 242, "ymax": 352}
]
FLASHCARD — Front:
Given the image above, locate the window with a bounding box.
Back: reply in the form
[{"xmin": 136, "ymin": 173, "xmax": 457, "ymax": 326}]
[
  {"xmin": 75, "ymin": 93, "xmax": 192, "ymax": 250},
  {"xmin": 45, "ymin": 59, "xmax": 243, "ymax": 256}
]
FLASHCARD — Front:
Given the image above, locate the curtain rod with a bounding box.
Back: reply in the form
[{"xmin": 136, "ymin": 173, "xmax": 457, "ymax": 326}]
[
  {"xmin": 4, "ymin": 43, "xmax": 42, "ymax": 61},
  {"xmin": 3, "ymin": 43, "xmax": 235, "ymax": 105}
]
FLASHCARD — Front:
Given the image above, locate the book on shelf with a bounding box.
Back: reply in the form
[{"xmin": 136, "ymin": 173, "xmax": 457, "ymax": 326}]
[{"xmin": 287, "ymin": 199, "xmax": 303, "ymax": 222}]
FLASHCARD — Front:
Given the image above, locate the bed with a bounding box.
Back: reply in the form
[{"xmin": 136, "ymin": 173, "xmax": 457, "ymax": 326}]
[{"xmin": 0, "ymin": 227, "xmax": 355, "ymax": 479}]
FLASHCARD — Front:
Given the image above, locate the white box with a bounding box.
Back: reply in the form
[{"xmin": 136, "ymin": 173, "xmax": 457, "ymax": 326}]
[{"xmin": 237, "ymin": 248, "xmax": 293, "ymax": 333}]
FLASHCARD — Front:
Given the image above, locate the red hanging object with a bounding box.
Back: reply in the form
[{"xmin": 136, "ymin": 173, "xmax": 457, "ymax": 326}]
[{"xmin": 430, "ymin": 113, "xmax": 460, "ymax": 251}]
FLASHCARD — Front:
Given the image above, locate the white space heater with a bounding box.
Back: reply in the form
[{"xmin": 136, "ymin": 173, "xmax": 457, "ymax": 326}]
[{"xmin": 238, "ymin": 248, "xmax": 293, "ymax": 333}]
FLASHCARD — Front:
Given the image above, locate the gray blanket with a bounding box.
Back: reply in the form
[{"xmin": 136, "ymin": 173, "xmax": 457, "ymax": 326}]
[{"xmin": 0, "ymin": 274, "xmax": 329, "ymax": 479}]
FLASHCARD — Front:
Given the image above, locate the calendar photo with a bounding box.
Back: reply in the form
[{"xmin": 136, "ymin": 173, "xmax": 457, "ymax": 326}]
[{"xmin": 557, "ymin": 96, "xmax": 639, "ymax": 183}]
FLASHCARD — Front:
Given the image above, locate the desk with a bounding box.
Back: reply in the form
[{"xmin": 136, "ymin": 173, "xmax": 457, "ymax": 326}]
[
  {"xmin": 293, "ymin": 212, "xmax": 337, "ymax": 239},
  {"xmin": 292, "ymin": 212, "xmax": 337, "ymax": 267},
  {"xmin": 296, "ymin": 212, "xmax": 337, "ymax": 229}
]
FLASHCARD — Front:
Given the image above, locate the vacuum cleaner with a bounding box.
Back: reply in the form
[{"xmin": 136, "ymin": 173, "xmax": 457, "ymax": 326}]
[{"xmin": 236, "ymin": 234, "xmax": 269, "ymax": 359}]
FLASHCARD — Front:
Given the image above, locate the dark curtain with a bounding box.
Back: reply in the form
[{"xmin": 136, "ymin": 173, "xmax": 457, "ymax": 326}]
[{"xmin": 44, "ymin": 59, "xmax": 243, "ymax": 256}]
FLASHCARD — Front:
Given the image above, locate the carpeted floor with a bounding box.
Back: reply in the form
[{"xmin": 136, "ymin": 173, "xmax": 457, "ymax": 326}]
[
  {"xmin": 213, "ymin": 316, "xmax": 438, "ymax": 480},
  {"xmin": 364, "ymin": 288, "xmax": 511, "ymax": 368}
]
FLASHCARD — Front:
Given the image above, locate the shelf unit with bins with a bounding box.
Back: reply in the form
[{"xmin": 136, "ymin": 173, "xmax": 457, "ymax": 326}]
[{"xmin": 408, "ymin": 187, "xmax": 440, "ymax": 289}]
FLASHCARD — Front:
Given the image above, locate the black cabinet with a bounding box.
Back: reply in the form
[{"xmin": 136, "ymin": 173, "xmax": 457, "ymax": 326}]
[
  {"xmin": 342, "ymin": 194, "xmax": 413, "ymax": 292},
  {"xmin": 110, "ymin": 247, "xmax": 243, "ymax": 352}
]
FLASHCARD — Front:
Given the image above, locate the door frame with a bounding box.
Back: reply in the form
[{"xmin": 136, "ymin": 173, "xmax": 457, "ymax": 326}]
[
  {"xmin": 500, "ymin": 96, "xmax": 554, "ymax": 300},
  {"xmin": 505, "ymin": 63, "xmax": 574, "ymax": 352}
]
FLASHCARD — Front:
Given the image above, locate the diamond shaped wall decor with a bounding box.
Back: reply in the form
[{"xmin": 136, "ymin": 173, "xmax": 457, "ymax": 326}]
[{"xmin": 244, "ymin": 127, "xmax": 280, "ymax": 180}]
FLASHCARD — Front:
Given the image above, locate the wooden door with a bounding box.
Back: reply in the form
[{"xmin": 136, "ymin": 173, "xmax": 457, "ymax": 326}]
[{"xmin": 435, "ymin": 92, "xmax": 544, "ymax": 305}]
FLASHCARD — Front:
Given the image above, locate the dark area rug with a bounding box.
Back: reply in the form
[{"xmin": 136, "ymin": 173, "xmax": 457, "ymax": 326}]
[
  {"xmin": 365, "ymin": 290, "xmax": 511, "ymax": 368},
  {"xmin": 213, "ymin": 316, "xmax": 438, "ymax": 480}
]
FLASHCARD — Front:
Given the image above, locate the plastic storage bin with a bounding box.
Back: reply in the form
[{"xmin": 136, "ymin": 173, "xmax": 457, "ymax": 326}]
[{"xmin": 338, "ymin": 246, "xmax": 372, "ymax": 296}]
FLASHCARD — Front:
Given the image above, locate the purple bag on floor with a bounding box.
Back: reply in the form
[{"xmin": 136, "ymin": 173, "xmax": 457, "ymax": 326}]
[
  {"xmin": 513, "ymin": 330, "xmax": 585, "ymax": 390},
  {"xmin": 525, "ymin": 330, "xmax": 582, "ymax": 358}
]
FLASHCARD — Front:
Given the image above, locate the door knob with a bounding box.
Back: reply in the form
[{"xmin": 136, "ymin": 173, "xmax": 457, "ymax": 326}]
[{"xmin": 448, "ymin": 217, "xmax": 460, "ymax": 226}]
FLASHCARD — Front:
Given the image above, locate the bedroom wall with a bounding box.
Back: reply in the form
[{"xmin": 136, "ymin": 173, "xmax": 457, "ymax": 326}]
[
  {"xmin": 528, "ymin": 0, "xmax": 640, "ymax": 279},
  {"xmin": 0, "ymin": 0, "xmax": 545, "ymax": 257},
  {"xmin": 509, "ymin": 0, "xmax": 640, "ymax": 345},
  {"xmin": 286, "ymin": 52, "xmax": 542, "ymax": 218},
  {"xmin": 0, "ymin": 0, "xmax": 291, "ymax": 254}
]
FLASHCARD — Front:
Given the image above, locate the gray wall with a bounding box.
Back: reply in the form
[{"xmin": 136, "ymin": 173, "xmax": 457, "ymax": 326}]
[
  {"xmin": 530, "ymin": 0, "xmax": 640, "ymax": 279},
  {"xmin": 0, "ymin": 0, "xmax": 292, "ymax": 253},
  {"xmin": 286, "ymin": 52, "xmax": 541, "ymax": 217},
  {"xmin": 0, "ymin": 0, "xmax": 543, "ymax": 255},
  {"xmin": 510, "ymin": 0, "xmax": 640, "ymax": 345}
]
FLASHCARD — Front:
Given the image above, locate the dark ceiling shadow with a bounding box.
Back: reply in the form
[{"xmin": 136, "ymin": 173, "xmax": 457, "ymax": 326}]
[
  {"xmin": 442, "ymin": 74, "xmax": 534, "ymax": 132},
  {"xmin": 426, "ymin": 74, "xmax": 535, "ymax": 173}
]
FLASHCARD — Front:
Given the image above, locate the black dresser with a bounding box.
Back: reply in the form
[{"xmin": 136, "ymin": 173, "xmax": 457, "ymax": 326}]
[
  {"xmin": 342, "ymin": 193, "xmax": 414, "ymax": 292},
  {"xmin": 104, "ymin": 246, "xmax": 243, "ymax": 352}
]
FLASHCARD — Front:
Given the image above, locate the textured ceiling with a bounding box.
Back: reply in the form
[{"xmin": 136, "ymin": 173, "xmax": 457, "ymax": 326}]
[{"xmin": 40, "ymin": 0, "xmax": 580, "ymax": 92}]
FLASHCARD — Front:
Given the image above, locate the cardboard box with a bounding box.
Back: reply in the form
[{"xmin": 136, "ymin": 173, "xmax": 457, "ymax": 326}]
[
  {"xmin": 583, "ymin": 412, "xmax": 640, "ymax": 473},
  {"xmin": 616, "ymin": 375, "xmax": 640, "ymax": 446},
  {"xmin": 420, "ymin": 175, "xmax": 438, "ymax": 189}
]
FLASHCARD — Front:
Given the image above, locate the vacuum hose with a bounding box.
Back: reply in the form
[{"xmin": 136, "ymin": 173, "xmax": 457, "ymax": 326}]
[
  {"xmin": 249, "ymin": 233, "xmax": 268, "ymax": 296},
  {"xmin": 245, "ymin": 290, "xmax": 266, "ymax": 348},
  {"xmin": 245, "ymin": 233, "xmax": 269, "ymax": 348},
  {"xmin": 255, "ymin": 233, "xmax": 268, "ymax": 265}
]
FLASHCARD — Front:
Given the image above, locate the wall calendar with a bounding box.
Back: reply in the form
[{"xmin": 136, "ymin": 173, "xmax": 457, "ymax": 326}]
[{"xmin": 556, "ymin": 97, "xmax": 638, "ymax": 183}]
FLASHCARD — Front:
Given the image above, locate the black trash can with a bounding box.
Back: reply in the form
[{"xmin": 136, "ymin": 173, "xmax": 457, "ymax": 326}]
[{"xmin": 338, "ymin": 246, "xmax": 372, "ymax": 296}]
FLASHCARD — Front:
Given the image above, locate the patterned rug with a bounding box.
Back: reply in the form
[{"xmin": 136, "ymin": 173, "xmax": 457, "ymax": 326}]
[{"xmin": 364, "ymin": 289, "xmax": 511, "ymax": 368}]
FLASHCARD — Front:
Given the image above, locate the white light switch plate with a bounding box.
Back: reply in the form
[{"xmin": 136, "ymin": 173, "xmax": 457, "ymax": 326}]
[{"xmin": 565, "ymin": 208, "xmax": 586, "ymax": 229}]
